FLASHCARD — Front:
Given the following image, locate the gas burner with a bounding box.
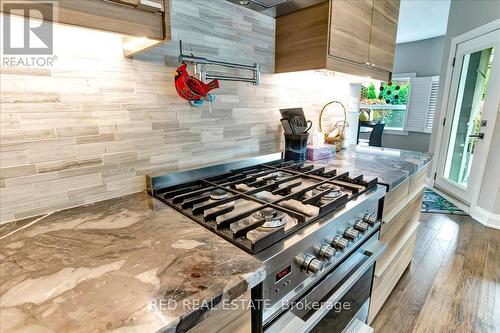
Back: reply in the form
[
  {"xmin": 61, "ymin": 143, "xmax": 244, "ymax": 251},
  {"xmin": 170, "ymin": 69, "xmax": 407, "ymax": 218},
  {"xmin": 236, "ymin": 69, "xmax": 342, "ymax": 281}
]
[
  {"xmin": 251, "ymin": 208, "xmax": 287, "ymax": 228},
  {"xmin": 266, "ymin": 172, "xmax": 289, "ymax": 185},
  {"xmin": 312, "ymin": 184, "xmax": 343, "ymax": 201},
  {"xmin": 209, "ymin": 189, "xmax": 229, "ymax": 200},
  {"xmin": 154, "ymin": 154, "xmax": 380, "ymax": 254}
]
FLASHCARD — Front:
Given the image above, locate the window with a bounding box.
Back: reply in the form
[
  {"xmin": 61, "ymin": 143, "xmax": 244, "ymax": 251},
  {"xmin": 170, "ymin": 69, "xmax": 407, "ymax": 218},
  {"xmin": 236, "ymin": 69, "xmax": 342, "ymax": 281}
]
[
  {"xmin": 360, "ymin": 76, "xmax": 439, "ymax": 133},
  {"xmin": 360, "ymin": 79, "xmax": 410, "ymax": 131}
]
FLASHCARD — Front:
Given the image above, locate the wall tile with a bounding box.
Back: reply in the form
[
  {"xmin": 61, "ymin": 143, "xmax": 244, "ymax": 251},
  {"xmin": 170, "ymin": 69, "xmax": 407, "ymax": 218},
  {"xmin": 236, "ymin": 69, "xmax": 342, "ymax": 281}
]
[
  {"xmin": 37, "ymin": 157, "xmax": 103, "ymax": 174},
  {"xmin": 0, "ymin": 0, "xmax": 351, "ymax": 224},
  {"xmin": 0, "ymin": 165, "xmax": 37, "ymax": 180},
  {"xmin": 33, "ymin": 173, "xmax": 102, "ymax": 196}
]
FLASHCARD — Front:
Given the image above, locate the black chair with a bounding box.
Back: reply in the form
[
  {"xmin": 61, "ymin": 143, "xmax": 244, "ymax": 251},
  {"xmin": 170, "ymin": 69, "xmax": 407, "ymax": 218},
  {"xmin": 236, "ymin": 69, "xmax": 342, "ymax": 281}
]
[{"xmin": 369, "ymin": 122, "xmax": 385, "ymax": 147}]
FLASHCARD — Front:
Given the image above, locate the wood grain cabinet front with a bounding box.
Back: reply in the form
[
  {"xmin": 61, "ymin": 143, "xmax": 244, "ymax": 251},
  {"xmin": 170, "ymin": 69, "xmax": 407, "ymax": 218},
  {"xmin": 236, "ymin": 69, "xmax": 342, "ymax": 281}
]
[
  {"xmin": 108, "ymin": 0, "xmax": 164, "ymax": 12},
  {"xmin": 187, "ymin": 291, "xmax": 251, "ymax": 333},
  {"xmin": 328, "ymin": 0, "xmax": 373, "ymax": 65},
  {"xmin": 368, "ymin": 165, "xmax": 428, "ymax": 323},
  {"xmin": 276, "ymin": 0, "xmax": 400, "ymax": 81},
  {"xmin": 107, "ymin": 0, "xmax": 141, "ymax": 8},
  {"xmin": 368, "ymin": 0, "xmax": 400, "ymax": 72},
  {"xmin": 0, "ymin": 0, "xmax": 170, "ymax": 57}
]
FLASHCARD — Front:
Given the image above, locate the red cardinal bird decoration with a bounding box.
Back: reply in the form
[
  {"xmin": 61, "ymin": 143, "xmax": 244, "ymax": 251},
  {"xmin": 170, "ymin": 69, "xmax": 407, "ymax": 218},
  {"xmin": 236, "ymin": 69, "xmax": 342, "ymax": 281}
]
[{"xmin": 174, "ymin": 64, "xmax": 219, "ymax": 106}]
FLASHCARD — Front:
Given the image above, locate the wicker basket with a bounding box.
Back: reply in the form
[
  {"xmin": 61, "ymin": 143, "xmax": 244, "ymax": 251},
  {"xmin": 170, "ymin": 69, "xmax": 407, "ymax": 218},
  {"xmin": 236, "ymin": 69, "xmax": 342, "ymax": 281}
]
[{"xmin": 319, "ymin": 101, "xmax": 349, "ymax": 152}]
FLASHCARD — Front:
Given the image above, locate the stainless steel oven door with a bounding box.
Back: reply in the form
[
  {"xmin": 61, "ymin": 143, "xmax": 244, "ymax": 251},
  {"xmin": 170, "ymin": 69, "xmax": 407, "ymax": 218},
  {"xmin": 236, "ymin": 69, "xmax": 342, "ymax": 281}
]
[{"xmin": 264, "ymin": 238, "xmax": 386, "ymax": 333}]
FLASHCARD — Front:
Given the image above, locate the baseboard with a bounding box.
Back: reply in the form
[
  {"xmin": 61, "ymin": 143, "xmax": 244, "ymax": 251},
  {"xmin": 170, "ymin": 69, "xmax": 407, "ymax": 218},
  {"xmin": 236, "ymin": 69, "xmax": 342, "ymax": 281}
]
[
  {"xmin": 430, "ymin": 186, "xmax": 500, "ymax": 229},
  {"xmin": 470, "ymin": 206, "xmax": 500, "ymax": 230},
  {"xmin": 431, "ymin": 186, "xmax": 500, "ymax": 229},
  {"xmin": 430, "ymin": 186, "xmax": 470, "ymax": 213}
]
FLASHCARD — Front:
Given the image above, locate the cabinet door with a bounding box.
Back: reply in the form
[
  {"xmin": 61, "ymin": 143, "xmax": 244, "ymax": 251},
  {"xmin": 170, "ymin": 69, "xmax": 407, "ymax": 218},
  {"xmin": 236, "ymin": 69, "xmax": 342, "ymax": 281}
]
[
  {"xmin": 368, "ymin": 0, "xmax": 400, "ymax": 72},
  {"xmin": 108, "ymin": 0, "xmax": 140, "ymax": 6},
  {"xmin": 107, "ymin": 0, "xmax": 163, "ymax": 12},
  {"xmin": 329, "ymin": 0, "xmax": 374, "ymax": 65},
  {"xmin": 137, "ymin": 0, "xmax": 163, "ymax": 12},
  {"xmin": 276, "ymin": 2, "xmax": 330, "ymax": 73}
]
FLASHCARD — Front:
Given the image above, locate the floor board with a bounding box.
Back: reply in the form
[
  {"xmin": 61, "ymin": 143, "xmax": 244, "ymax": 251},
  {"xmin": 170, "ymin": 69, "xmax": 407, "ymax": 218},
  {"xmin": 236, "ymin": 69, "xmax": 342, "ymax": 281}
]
[{"xmin": 371, "ymin": 213, "xmax": 500, "ymax": 333}]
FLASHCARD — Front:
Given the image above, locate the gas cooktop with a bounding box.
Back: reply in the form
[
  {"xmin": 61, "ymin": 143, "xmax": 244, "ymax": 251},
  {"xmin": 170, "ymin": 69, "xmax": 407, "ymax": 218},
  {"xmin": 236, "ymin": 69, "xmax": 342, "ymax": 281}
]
[{"xmin": 151, "ymin": 157, "xmax": 378, "ymax": 254}]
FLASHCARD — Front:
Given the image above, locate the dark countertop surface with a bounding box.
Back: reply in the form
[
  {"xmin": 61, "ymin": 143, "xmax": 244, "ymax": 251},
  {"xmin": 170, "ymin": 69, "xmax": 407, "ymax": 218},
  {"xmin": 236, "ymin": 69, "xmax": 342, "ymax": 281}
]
[
  {"xmin": 315, "ymin": 145, "xmax": 432, "ymax": 190},
  {"xmin": 0, "ymin": 192, "xmax": 266, "ymax": 333}
]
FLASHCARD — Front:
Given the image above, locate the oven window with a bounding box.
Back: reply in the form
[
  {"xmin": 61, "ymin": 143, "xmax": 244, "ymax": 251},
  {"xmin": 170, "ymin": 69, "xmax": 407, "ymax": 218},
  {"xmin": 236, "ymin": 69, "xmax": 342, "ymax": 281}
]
[{"xmin": 309, "ymin": 266, "xmax": 374, "ymax": 333}]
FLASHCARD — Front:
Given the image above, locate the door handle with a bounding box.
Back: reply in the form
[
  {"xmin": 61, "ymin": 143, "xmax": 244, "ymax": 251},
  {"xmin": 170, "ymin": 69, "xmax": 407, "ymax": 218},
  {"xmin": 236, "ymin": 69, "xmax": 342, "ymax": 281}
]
[{"xmin": 468, "ymin": 133, "xmax": 484, "ymax": 139}]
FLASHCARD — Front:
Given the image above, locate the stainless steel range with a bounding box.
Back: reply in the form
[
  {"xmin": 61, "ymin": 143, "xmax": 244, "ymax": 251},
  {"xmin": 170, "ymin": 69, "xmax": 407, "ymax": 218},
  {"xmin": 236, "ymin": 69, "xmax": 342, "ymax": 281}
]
[{"xmin": 147, "ymin": 153, "xmax": 387, "ymax": 333}]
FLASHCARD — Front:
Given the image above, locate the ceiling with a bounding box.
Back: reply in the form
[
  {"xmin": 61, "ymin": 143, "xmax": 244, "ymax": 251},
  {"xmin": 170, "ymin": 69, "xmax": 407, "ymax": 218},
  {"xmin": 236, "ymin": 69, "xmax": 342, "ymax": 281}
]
[{"xmin": 396, "ymin": 0, "xmax": 451, "ymax": 44}]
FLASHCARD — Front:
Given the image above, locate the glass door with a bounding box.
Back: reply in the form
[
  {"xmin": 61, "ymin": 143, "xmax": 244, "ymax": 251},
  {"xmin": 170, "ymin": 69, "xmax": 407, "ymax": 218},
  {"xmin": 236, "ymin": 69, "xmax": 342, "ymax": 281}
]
[
  {"xmin": 444, "ymin": 47, "xmax": 493, "ymax": 187},
  {"xmin": 436, "ymin": 29, "xmax": 500, "ymax": 204}
]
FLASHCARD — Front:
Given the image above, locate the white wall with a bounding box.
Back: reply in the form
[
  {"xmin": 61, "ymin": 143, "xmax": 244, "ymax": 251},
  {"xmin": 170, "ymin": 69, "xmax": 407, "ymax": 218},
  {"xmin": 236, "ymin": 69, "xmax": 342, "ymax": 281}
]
[
  {"xmin": 429, "ymin": 0, "xmax": 500, "ymax": 156},
  {"xmin": 378, "ymin": 131, "xmax": 433, "ymax": 152},
  {"xmin": 429, "ymin": 0, "xmax": 500, "ymax": 222},
  {"xmin": 480, "ymin": 124, "xmax": 500, "ymax": 215},
  {"xmin": 375, "ymin": 36, "xmax": 445, "ymax": 152},
  {"xmin": 393, "ymin": 36, "xmax": 445, "ymax": 76}
]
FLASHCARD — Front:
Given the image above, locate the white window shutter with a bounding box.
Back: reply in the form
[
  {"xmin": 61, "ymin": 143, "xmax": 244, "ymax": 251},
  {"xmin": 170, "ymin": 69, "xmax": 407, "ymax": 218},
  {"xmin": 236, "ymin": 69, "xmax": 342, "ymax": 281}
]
[
  {"xmin": 405, "ymin": 77, "xmax": 432, "ymax": 132},
  {"xmin": 425, "ymin": 76, "xmax": 439, "ymax": 133}
]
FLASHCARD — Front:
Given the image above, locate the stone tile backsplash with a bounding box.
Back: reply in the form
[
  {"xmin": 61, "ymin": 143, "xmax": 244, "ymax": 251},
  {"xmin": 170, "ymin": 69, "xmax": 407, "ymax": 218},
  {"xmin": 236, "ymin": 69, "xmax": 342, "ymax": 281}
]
[{"xmin": 0, "ymin": 0, "xmax": 350, "ymax": 223}]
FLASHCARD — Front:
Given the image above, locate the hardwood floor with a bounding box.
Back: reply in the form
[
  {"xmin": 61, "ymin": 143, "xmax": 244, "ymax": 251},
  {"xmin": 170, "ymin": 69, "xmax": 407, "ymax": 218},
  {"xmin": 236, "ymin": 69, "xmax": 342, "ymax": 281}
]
[{"xmin": 371, "ymin": 213, "xmax": 500, "ymax": 333}]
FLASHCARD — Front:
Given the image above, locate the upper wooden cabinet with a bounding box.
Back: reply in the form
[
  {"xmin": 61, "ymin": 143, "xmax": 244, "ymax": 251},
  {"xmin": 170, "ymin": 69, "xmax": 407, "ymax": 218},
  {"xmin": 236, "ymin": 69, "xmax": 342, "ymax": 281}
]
[
  {"xmin": 276, "ymin": 0, "xmax": 400, "ymax": 81},
  {"xmin": 0, "ymin": 0, "xmax": 171, "ymax": 57},
  {"xmin": 328, "ymin": 0, "xmax": 372, "ymax": 65},
  {"xmin": 275, "ymin": 3, "xmax": 330, "ymax": 73},
  {"xmin": 108, "ymin": 0, "xmax": 164, "ymax": 13},
  {"xmin": 368, "ymin": 0, "xmax": 400, "ymax": 72}
]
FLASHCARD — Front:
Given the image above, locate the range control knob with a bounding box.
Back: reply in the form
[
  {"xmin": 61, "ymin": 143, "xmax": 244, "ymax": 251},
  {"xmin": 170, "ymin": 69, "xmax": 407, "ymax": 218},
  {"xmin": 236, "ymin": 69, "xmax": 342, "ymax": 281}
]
[
  {"xmin": 306, "ymin": 257, "xmax": 323, "ymax": 275},
  {"xmin": 354, "ymin": 220, "xmax": 369, "ymax": 233},
  {"xmin": 344, "ymin": 227, "xmax": 360, "ymax": 240},
  {"xmin": 315, "ymin": 243, "xmax": 336, "ymax": 260},
  {"xmin": 331, "ymin": 236, "xmax": 349, "ymax": 251},
  {"xmin": 362, "ymin": 213, "xmax": 376, "ymax": 226},
  {"xmin": 298, "ymin": 255, "xmax": 323, "ymax": 275}
]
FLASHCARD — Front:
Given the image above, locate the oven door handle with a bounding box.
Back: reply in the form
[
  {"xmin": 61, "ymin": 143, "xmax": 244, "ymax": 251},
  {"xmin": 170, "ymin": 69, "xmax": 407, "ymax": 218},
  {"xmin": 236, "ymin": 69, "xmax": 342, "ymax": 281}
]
[{"xmin": 265, "ymin": 240, "xmax": 386, "ymax": 333}]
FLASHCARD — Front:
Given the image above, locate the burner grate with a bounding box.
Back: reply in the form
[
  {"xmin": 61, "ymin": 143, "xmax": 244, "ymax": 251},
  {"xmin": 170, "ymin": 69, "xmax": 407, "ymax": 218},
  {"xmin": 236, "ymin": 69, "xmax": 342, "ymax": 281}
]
[{"xmin": 154, "ymin": 159, "xmax": 378, "ymax": 254}]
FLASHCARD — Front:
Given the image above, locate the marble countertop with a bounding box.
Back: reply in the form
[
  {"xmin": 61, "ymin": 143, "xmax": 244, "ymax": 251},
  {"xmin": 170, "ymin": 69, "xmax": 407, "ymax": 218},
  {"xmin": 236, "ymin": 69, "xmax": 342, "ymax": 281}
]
[
  {"xmin": 0, "ymin": 192, "xmax": 266, "ymax": 333},
  {"xmin": 0, "ymin": 146, "xmax": 431, "ymax": 333},
  {"xmin": 315, "ymin": 145, "xmax": 432, "ymax": 190}
]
